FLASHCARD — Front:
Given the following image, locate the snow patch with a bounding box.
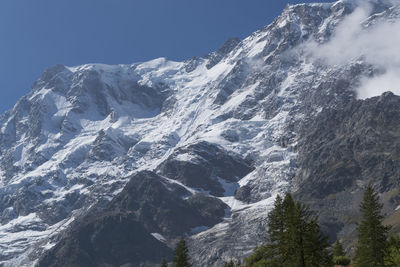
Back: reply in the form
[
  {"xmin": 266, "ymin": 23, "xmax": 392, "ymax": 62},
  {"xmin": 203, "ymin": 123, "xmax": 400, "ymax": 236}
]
[{"xmin": 151, "ymin": 233, "xmax": 166, "ymax": 243}]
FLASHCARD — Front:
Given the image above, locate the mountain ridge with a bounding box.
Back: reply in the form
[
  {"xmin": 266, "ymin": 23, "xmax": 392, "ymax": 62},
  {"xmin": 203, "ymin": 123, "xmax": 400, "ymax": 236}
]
[{"xmin": 0, "ymin": 0, "xmax": 398, "ymax": 266}]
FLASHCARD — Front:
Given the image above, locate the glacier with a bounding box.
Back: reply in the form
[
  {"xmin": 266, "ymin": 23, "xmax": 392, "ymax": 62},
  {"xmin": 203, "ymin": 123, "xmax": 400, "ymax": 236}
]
[{"xmin": 0, "ymin": 0, "xmax": 398, "ymax": 266}]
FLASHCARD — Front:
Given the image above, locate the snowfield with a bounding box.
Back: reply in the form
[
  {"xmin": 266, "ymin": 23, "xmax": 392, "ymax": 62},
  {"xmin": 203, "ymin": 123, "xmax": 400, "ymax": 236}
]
[{"xmin": 0, "ymin": 0, "xmax": 398, "ymax": 265}]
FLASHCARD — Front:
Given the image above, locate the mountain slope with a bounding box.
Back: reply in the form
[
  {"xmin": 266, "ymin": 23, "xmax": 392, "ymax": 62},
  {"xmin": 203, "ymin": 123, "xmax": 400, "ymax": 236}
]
[
  {"xmin": 0, "ymin": 0, "xmax": 398, "ymax": 266},
  {"xmin": 294, "ymin": 92, "xmax": 400, "ymax": 243}
]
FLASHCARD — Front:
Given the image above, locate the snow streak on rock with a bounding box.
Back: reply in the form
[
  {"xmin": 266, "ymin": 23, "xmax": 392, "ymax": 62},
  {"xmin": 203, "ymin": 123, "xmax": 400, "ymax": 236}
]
[{"xmin": 0, "ymin": 0, "xmax": 399, "ymax": 266}]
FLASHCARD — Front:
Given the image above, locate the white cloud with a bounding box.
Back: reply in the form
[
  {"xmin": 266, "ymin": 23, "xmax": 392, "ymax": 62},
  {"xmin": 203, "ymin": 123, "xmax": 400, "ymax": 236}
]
[
  {"xmin": 305, "ymin": 0, "xmax": 400, "ymax": 99},
  {"xmin": 358, "ymin": 70, "xmax": 400, "ymax": 98}
]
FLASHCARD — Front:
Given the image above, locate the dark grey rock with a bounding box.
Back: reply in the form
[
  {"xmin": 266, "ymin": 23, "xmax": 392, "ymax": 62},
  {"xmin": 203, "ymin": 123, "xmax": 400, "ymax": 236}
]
[
  {"xmin": 234, "ymin": 185, "xmax": 252, "ymax": 203},
  {"xmin": 37, "ymin": 212, "xmax": 172, "ymax": 267},
  {"xmin": 294, "ymin": 92, "xmax": 400, "ymax": 244},
  {"xmin": 205, "ymin": 37, "xmax": 241, "ymax": 69},
  {"xmin": 37, "ymin": 170, "xmax": 228, "ymax": 266},
  {"xmin": 157, "ymin": 141, "xmax": 254, "ymax": 196}
]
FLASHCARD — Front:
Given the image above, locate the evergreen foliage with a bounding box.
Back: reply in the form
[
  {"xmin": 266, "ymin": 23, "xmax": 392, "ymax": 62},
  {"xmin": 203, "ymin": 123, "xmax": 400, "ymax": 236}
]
[
  {"xmin": 355, "ymin": 185, "xmax": 390, "ymax": 267},
  {"xmin": 333, "ymin": 240, "xmax": 345, "ymax": 257},
  {"xmin": 223, "ymin": 260, "xmax": 235, "ymax": 267},
  {"xmin": 245, "ymin": 245, "xmax": 278, "ymax": 266},
  {"xmin": 161, "ymin": 259, "xmax": 168, "ymax": 267},
  {"xmin": 333, "ymin": 256, "xmax": 351, "ymax": 266},
  {"xmin": 173, "ymin": 238, "xmax": 191, "ymax": 267},
  {"xmin": 245, "ymin": 193, "xmax": 331, "ymax": 267},
  {"xmin": 385, "ymin": 236, "xmax": 400, "ymax": 266},
  {"xmin": 332, "ymin": 240, "xmax": 351, "ymax": 266}
]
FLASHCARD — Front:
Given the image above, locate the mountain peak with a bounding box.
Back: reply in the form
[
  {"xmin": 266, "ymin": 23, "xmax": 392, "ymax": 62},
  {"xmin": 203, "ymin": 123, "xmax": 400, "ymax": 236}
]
[{"xmin": 1, "ymin": 1, "xmax": 400, "ymax": 266}]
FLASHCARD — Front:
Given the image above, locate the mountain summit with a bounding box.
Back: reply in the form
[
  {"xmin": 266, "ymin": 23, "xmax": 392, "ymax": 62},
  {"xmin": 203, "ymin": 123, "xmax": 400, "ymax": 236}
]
[{"xmin": 0, "ymin": 0, "xmax": 399, "ymax": 266}]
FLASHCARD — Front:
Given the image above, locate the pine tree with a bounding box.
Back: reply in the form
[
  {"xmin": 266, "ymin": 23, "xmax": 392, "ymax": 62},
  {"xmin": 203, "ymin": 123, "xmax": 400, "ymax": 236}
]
[
  {"xmin": 246, "ymin": 193, "xmax": 331, "ymax": 266},
  {"xmin": 385, "ymin": 235, "xmax": 400, "ymax": 266},
  {"xmin": 173, "ymin": 238, "xmax": 191, "ymax": 267},
  {"xmin": 332, "ymin": 240, "xmax": 350, "ymax": 266},
  {"xmin": 223, "ymin": 260, "xmax": 235, "ymax": 267},
  {"xmin": 267, "ymin": 195, "xmax": 285, "ymax": 256},
  {"xmin": 245, "ymin": 245, "xmax": 278, "ymax": 266},
  {"xmin": 281, "ymin": 194, "xmax": 301, "ymax": 266},
  {"xmin": 303, "ymin": 215, "xmax": 331, "ymax": 266},
  {"xmin": 355, "ymin": 185, "xmax": 390, "ymax": 267},
  {"xmin": 161, "ymin": 259, "xmax": 168, "ymax": 267},
  {"xmin": 281, "ymin": 194, "xmax": 331, "ymax": 267},
  {"xmin": 333, "ymin": 240, "xmax": 345, "ymax": 257}
]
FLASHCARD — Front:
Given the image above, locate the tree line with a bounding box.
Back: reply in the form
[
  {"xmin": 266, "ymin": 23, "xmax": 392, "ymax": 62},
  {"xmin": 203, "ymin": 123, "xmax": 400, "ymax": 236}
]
[{"xmin": 161, "ymin": 185, "xmax": 400, "ymax": 266}]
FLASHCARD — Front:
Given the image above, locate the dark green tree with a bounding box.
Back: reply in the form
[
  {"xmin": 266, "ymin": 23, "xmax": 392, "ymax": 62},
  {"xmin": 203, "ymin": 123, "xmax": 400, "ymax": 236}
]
[
  {"xmin": 333, "ymin": 240, "xmax": 345, "ymax": 257},
  {"xmin": 223, "ymin": 260, "xmax": 235, "ymax": 267},
  {"xmin": 332, "ymin": 240, "xmax": 351, "ymax": 266},
  {"xmin": 173, "ymin": 238, "xmax": 191, "ymax": 267},
  {"xmin": 385, "ymin": 235, "xmax": 400, "ymax": 266},
  {"xmin": 333, "ymin": 256, "xmax": 351, "ymax": 266},
  {"xmin": 355, "ymin": 185, "xmax": 390, "ymax": 267},
  {"xmin": 245, "ymin": 193, "xmax": 331, "ymax": 267},
  {"xmin": 245, "ymin": 245, "xmax": 279, "ymax": 266},
  {"xmin": 281, "ymin": 194, "xmax": 302, "ymax": 266},
  {"xmin": 302, "ymin": 215, "xmax": 331, "ymax": 266},
  {"xmin": 267, "ymin": 195, "xmax": 285, "ymax": 258},
  {"xmin": 281, "ymin": 194, "xmax": 331, "ymax": 267},
  {"xmin": 161, "ymin": 259, "xmax": 168, "ymax": 267}
]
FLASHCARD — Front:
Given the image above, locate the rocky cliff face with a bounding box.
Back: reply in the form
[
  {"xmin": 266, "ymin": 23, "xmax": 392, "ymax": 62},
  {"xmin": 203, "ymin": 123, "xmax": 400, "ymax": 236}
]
[
  {"xmin": 0, "ymin": 0, "xmax": 398, "ymax": 266},
  {"xmin": 294, "ymin": 92, "xmax": 400, "ymax": 244}
]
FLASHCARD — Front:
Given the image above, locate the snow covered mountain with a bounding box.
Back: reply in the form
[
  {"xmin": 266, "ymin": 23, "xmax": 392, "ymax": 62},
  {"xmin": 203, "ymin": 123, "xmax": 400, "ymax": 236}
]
[{"xmin": 0, "ymin": 0, "xmax": 399, "ymax": 266}]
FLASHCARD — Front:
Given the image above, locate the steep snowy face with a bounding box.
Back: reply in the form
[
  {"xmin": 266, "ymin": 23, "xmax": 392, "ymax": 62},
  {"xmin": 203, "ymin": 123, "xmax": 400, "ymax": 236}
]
[
  {"xmin": 0, "ymin": 0, "xmax": 399, "ymax": 266},
  {"xmin": 0, "ymin": 63, "xmax": 169, "ymax": 181},
  {"xmin": 0, "ymin": 61, "xmax": 178, "ymax": 264}
]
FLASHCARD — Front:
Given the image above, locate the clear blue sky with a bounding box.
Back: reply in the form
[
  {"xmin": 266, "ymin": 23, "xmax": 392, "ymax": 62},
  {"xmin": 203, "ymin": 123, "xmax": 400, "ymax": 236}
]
[{"xmin": 0, "ymin": 0, "xmax": 333, "ymax": 113}]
